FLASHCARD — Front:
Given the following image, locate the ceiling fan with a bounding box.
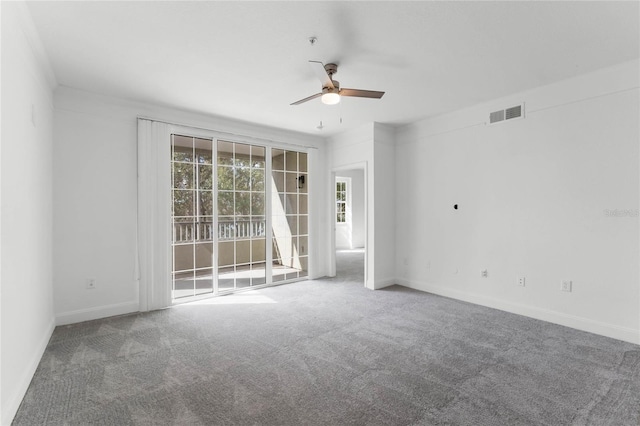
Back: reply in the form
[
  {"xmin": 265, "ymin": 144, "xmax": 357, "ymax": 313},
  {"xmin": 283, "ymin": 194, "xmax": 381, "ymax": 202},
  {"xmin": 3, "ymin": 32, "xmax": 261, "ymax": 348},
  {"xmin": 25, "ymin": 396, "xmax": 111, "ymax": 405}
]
[{"xmin": 291, "ymin": 61, "xmax": 385, "ymax": 106}]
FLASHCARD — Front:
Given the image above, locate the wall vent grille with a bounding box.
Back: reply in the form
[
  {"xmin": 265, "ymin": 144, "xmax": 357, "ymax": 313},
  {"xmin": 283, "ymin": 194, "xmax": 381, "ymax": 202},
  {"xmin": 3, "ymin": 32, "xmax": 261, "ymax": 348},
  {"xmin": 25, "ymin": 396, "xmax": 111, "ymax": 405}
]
[
  {"xmin": 489, "ymin": 103, "xmax": 524, "ymax": 124},
  {"xmin": 489, "ymin": 110, "xmax": 505, "ymax": 124}
]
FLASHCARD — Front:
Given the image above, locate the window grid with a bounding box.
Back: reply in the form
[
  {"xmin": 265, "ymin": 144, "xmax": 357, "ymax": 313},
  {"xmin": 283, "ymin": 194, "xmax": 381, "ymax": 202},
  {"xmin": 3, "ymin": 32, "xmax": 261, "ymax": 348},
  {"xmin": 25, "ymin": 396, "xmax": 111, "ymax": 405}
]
[{"xmin": 336, "ymin": 181, "xmax": 346, "ymax": 223}]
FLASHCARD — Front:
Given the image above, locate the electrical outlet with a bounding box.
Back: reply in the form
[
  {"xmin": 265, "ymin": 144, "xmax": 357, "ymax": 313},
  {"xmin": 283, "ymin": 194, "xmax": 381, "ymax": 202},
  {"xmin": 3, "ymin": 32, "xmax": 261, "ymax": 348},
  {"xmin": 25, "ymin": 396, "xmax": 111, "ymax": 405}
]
[
  {"xmin": 86, "ymin": 278, "xmax": 96, "ymax": 290},
  {"xmin": 481, "ymin": 269, "xmax": 488, "ymax": 278},
  {"xmin": 561, "ymin": 280, "xmax": 572, "ymax": 292},
  {"xmin": 517, "ymin": 277, "xmax": 525, "ymax": 287}
]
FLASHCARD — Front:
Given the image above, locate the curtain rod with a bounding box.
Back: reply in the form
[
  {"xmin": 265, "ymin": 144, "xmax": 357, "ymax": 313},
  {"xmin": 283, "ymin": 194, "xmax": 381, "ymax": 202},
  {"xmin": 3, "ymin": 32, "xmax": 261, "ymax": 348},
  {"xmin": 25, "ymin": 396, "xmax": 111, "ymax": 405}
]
[{"xmin": 137, "ymin": 116, "xmax": 320, "ymax": 151}]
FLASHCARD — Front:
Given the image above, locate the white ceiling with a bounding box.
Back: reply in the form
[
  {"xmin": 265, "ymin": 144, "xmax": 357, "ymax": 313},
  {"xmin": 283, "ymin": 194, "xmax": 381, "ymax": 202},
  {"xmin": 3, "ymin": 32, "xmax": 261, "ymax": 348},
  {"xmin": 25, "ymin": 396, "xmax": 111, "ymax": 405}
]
[{"xmin": 27, "ymin": 1, "xmax": 639, "ymax": 136}]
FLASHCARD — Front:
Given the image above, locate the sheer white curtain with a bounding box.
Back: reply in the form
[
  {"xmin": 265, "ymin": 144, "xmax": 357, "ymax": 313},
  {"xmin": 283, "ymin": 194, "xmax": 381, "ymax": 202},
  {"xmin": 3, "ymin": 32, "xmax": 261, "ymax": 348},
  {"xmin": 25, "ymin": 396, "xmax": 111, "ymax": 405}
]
[{"xmin": 137, "ymin": 118, "xmax": 172, "ymax": 311}]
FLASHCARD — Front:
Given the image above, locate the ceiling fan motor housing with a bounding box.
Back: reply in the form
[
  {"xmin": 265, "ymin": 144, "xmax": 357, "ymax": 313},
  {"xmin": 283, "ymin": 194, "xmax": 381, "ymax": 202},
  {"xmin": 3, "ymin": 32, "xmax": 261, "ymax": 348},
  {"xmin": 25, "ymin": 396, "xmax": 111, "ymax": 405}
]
[
  {"xmin": 324, "ymin": 63, "xmax": 338, "ymax": 77},
  {"xmin": 322, "ymin": 80, "xmax": 340, "ymax": 94}
]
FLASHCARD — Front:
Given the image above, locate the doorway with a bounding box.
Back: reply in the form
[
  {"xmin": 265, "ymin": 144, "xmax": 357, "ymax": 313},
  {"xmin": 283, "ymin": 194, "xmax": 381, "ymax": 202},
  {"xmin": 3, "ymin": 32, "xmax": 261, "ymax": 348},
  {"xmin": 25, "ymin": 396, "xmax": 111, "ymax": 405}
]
[{"xmin": 332, "ymin": 167, "xmax": 366, "ymax": 285}]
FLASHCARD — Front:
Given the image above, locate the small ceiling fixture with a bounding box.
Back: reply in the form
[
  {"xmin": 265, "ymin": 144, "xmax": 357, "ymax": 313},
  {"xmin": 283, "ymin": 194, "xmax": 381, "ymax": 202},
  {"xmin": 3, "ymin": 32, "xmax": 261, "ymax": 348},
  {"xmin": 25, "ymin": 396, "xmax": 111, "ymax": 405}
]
[
  {"xmin": 291, "ymin": 61, "xmax": 385, "ymax": 106},
  {"xmin": 321, "ymin": 87, "xmax": 340, "ymax": 105}
]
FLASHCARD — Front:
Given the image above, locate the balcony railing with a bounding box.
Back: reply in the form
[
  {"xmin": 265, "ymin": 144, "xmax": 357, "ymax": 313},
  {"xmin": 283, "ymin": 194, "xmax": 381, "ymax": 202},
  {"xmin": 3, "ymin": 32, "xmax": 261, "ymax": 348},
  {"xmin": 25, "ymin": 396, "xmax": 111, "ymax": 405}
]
[{"xmin": 173, "ymin": 220, "xmax": 266, "ymax": 243}]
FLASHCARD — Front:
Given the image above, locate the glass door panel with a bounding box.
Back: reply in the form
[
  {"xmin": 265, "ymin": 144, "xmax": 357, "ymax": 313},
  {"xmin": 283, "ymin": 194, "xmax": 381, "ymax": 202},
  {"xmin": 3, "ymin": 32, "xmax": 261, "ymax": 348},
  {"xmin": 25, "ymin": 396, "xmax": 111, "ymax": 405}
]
[
  {"xmin": 271, "ymin": 149, "xmax": 308, "ymax": 282},
  {"xmin": 171, "ymin": 135, "xmax": 215, "ymax": 299},
  {"xmin": 216, "ymin": 141, "xmax": 267, "ymax": 291}
]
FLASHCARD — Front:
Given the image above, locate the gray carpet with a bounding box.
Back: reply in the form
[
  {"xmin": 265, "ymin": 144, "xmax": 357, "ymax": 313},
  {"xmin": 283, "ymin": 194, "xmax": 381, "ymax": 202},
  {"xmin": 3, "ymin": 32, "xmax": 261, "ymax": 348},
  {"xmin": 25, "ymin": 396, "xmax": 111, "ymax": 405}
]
[{"xmin": 14, "ymin": 250, "xmax": 640, "ymax": 425}]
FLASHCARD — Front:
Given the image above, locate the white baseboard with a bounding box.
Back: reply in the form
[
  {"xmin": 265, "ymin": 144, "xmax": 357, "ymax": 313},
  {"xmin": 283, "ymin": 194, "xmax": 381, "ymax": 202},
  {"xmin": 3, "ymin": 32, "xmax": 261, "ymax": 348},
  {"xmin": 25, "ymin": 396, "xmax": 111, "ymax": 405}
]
[
  {"xmin": 396, "ymin": 278, "xmax": 640, "ymax": 345},
  {"xmin": 55, "ymin": 301, "xmax": 139, "ymax": 326},
  {"xmin": 374, "ymin": 278, "xmax": 396, "ymax": 290},
  {"xmin": 2, "ymin": 318, "xmax": 55, "ymax": 426}
]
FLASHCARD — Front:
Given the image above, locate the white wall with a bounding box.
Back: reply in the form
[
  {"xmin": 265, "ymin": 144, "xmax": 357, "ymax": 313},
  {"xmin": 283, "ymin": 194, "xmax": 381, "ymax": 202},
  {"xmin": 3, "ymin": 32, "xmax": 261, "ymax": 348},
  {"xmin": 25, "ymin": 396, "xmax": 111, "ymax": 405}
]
[
  {"xmin": 1, "ymin": 2, "xmax": 56, "ymax": 423},
  {"xmin": 336, "ymin": 170, "xmax": 365, "ymax": 249},
  {"xmin": 395, "ymin": 60, "xmax": 640, "ymax": 344},
  {"xmin": 53, "ymin": 87, "xmax": 327, "ymax": 324},
  {"xmin": 328, "ymin": 123, "xmax": 396, "ymax": 289},
  {"xmin": 328, "ymin": 124, "xmax": 375, "ymax": 287},
  {"xmin": 372, "ymin": 123, "xmax": 396, "ymax": 289}
]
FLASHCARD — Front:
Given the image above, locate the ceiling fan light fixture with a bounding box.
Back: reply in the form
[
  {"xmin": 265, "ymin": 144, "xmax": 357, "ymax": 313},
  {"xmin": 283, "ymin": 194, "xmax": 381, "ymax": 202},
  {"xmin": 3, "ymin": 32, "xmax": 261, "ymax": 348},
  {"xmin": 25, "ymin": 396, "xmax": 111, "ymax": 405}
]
[{"xmin": 321, "ymin": 92, "xmax": 340, "ymax": 105}]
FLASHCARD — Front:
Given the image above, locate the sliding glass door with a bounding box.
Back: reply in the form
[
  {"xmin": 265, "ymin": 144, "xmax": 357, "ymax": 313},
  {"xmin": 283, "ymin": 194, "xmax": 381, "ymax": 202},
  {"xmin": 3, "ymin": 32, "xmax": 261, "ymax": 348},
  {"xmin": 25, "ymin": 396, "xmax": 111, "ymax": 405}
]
[
  {"xmin": 171, "ymin": 134, "xmax": 308, "ymax": 301},
  {"xmin": 217, "ymin": 141, "xmax": 266, "ymax": 291}
]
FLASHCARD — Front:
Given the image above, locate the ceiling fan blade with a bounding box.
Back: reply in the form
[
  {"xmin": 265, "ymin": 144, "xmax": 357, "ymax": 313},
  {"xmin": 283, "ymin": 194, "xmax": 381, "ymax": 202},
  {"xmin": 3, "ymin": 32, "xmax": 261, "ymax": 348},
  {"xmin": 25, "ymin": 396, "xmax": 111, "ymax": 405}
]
[
  {"xmin": 290, "ymin": 92, "xmax": 322, "ymax": 106},
  {"xmin": 339, "ymin": 88, "xmax": 385, "ymax": 99},
  {"xmin": 309, "ymin": 61, "xmax": 334, "ymax": 89}
]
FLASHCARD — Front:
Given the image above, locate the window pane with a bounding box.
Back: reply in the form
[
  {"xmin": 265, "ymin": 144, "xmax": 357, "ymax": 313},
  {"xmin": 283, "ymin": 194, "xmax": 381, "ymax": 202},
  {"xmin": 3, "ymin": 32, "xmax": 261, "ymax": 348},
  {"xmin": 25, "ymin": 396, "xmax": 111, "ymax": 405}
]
[
  {"xmin": 218, "ymin": 241, "xmax": 234, "ymax": 267},
  {"xmin": 252, "ymin": 262, "xmax": 266, "ymax": 285},
  {"xmin": 272, "ymin": 149, "xmax": 285, "ymax": 170},
  {"xmin": 198, "ymin": 165, "xmax": 213, "ymax": 190},
  {"xmin": 235, "ymin": 192, "xmax": 250, "ymax": 216},
  {"xmin": 235, "ymin": 216, "xmax": 251, "ymax": 239},
  {"xmin": 251, "ymin": 169, "xmax": 264, "ymax": 191},
  {"xmin": 235, "ymin": 167, "xmax": 251, "ymax": 191},
  {"xmin": 299, "ymin": 257, "xmax": 308, "ymax": 276},
  {"xmin": 285, "ymin": 194, "xmax": 298, "ymax": 215},
  {"xmin": 195, "ymin": 243, "xmax": 213, "ymax": 269},
  {"xmin": 285, "ymin": 172, "xmax": 298, "ymax": 193},
  {"xmin": 252, "ymin": 193, "xmax": 264, "ymax": 215},
  {"xmin": 173, "ymin": 190, "xmax": 194, "ymax": 216},
  {"xmin": 285, "ymin": 151, "xmax": 298, "ymax": 171},
  {"xmin": 173, "ymin": 271, "xmax": 195, "ymax": 298},
  {"xmin": 299, "ymin": 216, "xmax": 308, "ymax": 235},
  {"xmin": 218, "ymin": 192, "xmax": 234, "ymax": 216},
  {"xmin": 251, "ymin": 216, "xmax": 266, "ymax": 238},
  {"xmin": 195, "ymin": 268, "xmax": 213, "ymax": 295},
  {"xmin": 272, "ymin": 171, "xmax": 285, "ymax": 193},
  {"xmin": 287, "ymin": 215, "xmax": 298, "ymax": 236},
  {"xmin": 194, "ymin": 138, "xmax": 212, "ymax": 164},
  {"xmin": 299, "ymin": 153, "xmax": 307, "ymax": 172},
  {"xmin": 234, "ymin": 143, "xmax": 251, "ymax": 166},
  {"xmin": 198, "ymin": 217, "xmax": 214, "ymax": 241},
  {"xmin": 218, "ymin": 216, "xmax": 235, "ymax": 240},
  {"xmin": 251, "ymin": 239, "xmax": 265, "ymax": 262},
  {"xmin": 274, "ymin": 193, "xmax": 286, "ymax": 216},
  {"xmin": 252, "ymin": 146, "xmax": 265, "ymax": 168},
  {"xmin": 173, "ymin": 163, "xmax": 194, "ymax": 189},
  {"xmin": 198, "ymin": 191, "xmax": 213, "ymax": 216},
  {"xmin": 298, "ymin": 236, "xmax": 308, "ymax": 256},
  {"xmin": 218, "ymin": 166, "xmax": 234, "ymax": 191},
  {"xmin": 173, "ymin": 217, "xmax": 195, "ymax": 243},
  {"xmin": 299, "ymin": 195, "xmax": 308, "ymax": 215},
  {"xmin": 236, "ymin": 240, "xmax": 250, "ymax": 265},
  {"xmin": 174, "ymin": 245, "xmax": 194, "ymax": 271},
  {"xmin": 217, "ymin": 141, "xmax": 234, "ymax": 165},
  {"xmin": 218, "ymin": 266, "xmax": 234, "ymax": 291},
  {"xmin": 172, "ymin": 135, "xmax": 193, "ymax": 162}
]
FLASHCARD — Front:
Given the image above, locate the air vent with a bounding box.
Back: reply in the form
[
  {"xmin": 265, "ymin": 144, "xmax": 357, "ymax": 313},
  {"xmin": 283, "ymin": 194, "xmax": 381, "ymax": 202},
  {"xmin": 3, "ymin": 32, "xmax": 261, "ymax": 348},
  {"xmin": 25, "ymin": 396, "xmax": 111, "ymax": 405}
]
[
  {"xmin": 489, "ymin": 110, "xmax": 505, "ymax": 124},
  {"xmin": 489, "ymin": 103, "xmax": 525, "ymax": 125},
  {"xmin": 505, "ymin": 105, "xmax": 522, "ymax": 120}
]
